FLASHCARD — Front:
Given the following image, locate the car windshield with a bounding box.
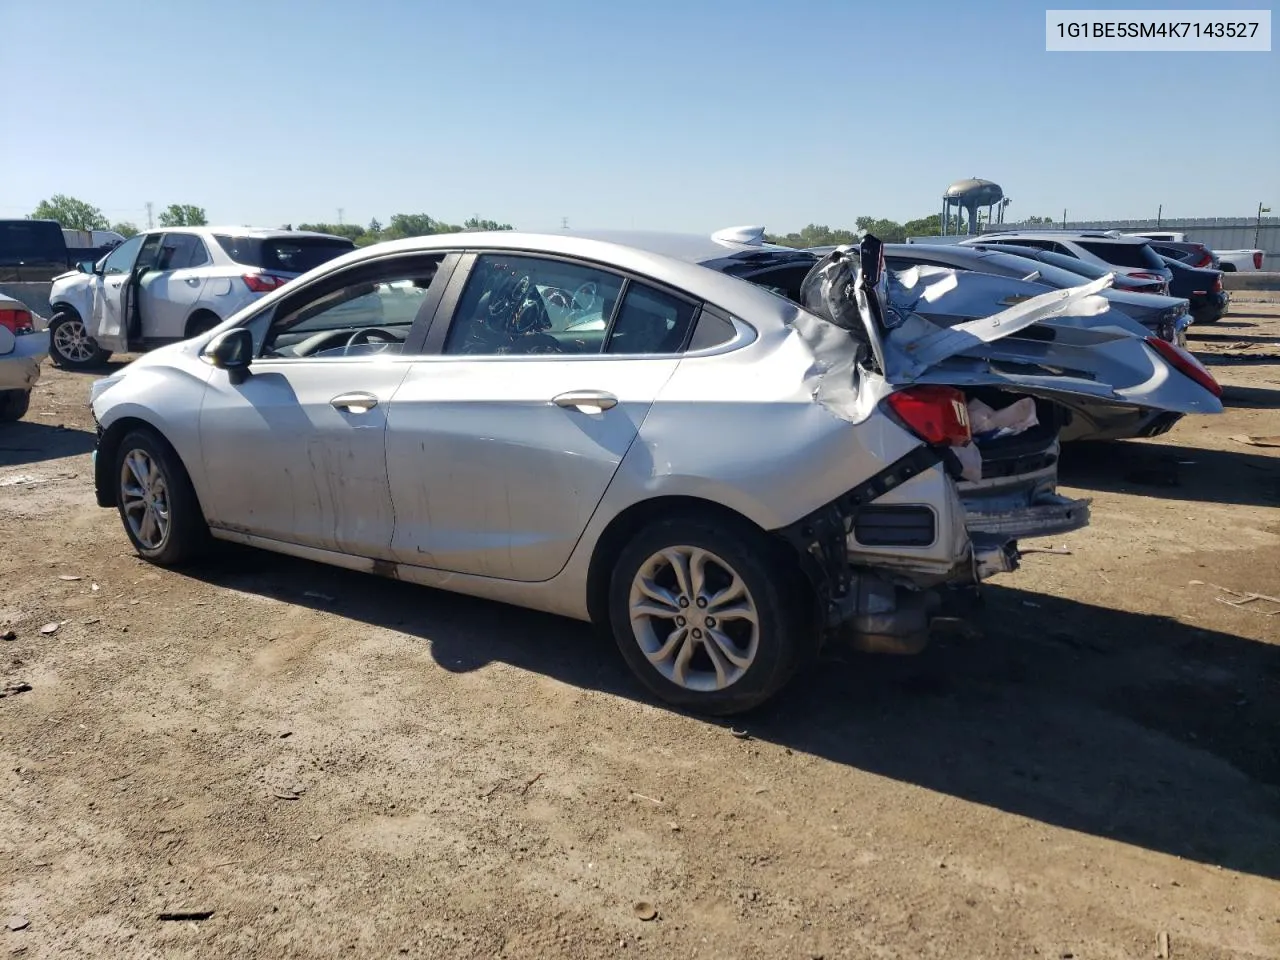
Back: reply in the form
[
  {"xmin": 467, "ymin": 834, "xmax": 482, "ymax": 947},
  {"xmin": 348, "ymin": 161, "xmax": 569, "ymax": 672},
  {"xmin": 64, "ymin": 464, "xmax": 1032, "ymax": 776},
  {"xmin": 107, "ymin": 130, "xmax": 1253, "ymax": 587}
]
[
  {"xmin": 1076, "ymin": 240, "xmax": 1165, "ymax": 270},
  {"xmin": 214, "ymin": 235, "xmax": 355, "ymax": 274}
]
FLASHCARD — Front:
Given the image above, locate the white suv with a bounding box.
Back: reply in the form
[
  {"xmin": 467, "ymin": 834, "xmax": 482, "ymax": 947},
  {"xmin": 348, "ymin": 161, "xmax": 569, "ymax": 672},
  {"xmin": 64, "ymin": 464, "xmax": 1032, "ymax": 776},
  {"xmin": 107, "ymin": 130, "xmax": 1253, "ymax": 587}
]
[
  {"xmin": 959, "ymin": 232, "xmax": 1174, "ymax": 287},
  {"xmin": 47, "ymin": 227, "xmax": 356, "ymax": 369}
]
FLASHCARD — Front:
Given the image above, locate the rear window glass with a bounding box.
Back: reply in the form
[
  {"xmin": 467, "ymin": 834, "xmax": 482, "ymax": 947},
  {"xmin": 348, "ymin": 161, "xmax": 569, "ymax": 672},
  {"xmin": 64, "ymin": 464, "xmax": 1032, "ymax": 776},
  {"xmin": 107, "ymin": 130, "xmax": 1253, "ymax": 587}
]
[
  {"xmin": 1076, "ymin": 241, "xmax": 1164, "ymax": 269},
  {"xmin": 214, "ymin": 235, "xmax": 355, "ymax": 274}
]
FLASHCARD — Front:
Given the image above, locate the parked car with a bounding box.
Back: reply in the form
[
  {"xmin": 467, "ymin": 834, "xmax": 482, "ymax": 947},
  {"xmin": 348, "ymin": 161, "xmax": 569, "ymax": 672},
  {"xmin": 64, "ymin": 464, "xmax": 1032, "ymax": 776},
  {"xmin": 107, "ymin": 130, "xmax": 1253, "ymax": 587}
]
[
  {"xmin": 0, "ymin": 294, "xmax": 48, "ymax": 421},
  {"xmin": 965, "ymin": 242, "xmax": 1168, "ymax": 293},
  {"xmin": 959, "ymin": 232, "xmax": 1174, "ymax": 285},
  {"xmin": 0, "ymin": 219, "xmax": 120, "ymax": 283},
  {"xmin": 1214, "ymin": 248, "xmax": 1266, "ymax": 272},
  {"xmin": 46, "ymin": 227, "xmax": 358, "ymax": 369},
  {"xmin": 1160, "ymin": 255, "xmax": 1229, "ymax": 324},
  {"xmin": 1146, "ymin": 240, "xmax": 1217, "ymax": 269},
  {"xmin": 88, "ymin": 229, "xmax": 1221, "ymax": 714}
]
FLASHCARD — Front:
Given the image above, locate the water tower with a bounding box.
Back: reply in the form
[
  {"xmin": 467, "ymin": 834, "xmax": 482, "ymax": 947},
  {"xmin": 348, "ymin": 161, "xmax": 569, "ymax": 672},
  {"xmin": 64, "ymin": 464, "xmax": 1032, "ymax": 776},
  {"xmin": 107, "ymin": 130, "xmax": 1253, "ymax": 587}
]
[{"xmin": 941, "ymin": 178, "xmax": 1005, "ymax": 235}]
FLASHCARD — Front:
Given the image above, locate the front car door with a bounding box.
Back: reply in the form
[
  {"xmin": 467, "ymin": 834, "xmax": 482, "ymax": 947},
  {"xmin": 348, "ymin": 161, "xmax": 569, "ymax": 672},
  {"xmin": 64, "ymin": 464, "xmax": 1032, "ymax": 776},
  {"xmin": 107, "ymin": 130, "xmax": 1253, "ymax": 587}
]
[
  {"xmin": 197, "ymin": 251, "xmax": 454, "ymax": 559},
  {"xmin": 86, "ymin": 234, "xmax": 145, "ymax": 353},
  {"xmin": 384, "ymin": 252, "xmax": 699, "ymax": 581},
  {"xmin": 138, "ymin": 232, "xmax": 211, "ymax": 341}
]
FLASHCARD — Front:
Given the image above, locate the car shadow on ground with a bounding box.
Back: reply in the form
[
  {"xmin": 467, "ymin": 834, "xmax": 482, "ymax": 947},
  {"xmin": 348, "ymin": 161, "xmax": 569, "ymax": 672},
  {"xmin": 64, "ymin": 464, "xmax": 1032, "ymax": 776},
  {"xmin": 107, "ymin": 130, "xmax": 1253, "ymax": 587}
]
[
  {"xmin": 1061, "ymin": 441, "xmax": 1280, "ymax": 507},
  {"xmin": 1221, "ymin": 384, "xmax": 1280, "ymax": 410},
  {"xmin": 183, "ymin": 546, "xmax": 1280, "ymax": 881},
  {"xmin": 49, "ymin": 359, "xmax": 133, "ymax": 377},
  {"xmin": 0, "ymin": 421, "xmax": 96, "ymax": 467}
]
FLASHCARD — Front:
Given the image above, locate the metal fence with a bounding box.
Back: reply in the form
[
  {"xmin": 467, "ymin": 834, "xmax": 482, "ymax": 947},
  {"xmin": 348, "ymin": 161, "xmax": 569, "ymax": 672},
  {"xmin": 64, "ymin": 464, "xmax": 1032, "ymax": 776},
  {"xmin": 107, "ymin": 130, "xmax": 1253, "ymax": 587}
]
[{"xmin": 988, "ymin": 217, "xmax": 1279, "ymax": 261}]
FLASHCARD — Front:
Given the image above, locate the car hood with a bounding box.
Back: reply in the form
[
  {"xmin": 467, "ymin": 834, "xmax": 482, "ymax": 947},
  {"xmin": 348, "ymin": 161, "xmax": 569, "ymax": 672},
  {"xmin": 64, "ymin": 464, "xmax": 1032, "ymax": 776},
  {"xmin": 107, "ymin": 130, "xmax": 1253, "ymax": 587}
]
[{"xmin": 50, "ymin": 271, "xmax": 92, "ymax": 295}]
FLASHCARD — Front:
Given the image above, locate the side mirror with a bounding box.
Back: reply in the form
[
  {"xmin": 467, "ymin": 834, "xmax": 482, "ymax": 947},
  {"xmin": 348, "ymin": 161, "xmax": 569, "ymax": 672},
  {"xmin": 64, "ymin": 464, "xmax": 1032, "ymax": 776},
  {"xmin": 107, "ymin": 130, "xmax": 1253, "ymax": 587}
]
[
  {"xmin": 204, "ymin": 327, "xmax": 254, "ymax": 384},
  {"xmin": 77, "ymin": 260, "xmax": 97, "ymax": 274}
]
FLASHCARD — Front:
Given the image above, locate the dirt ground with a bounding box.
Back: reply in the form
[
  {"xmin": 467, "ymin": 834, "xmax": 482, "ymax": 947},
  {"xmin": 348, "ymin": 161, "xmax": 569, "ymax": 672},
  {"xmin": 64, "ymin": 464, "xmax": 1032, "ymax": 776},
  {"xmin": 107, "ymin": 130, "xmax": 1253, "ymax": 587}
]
[{"xmin": 2, "ymin": 302, "xmax": 1278, "ymax": 960}]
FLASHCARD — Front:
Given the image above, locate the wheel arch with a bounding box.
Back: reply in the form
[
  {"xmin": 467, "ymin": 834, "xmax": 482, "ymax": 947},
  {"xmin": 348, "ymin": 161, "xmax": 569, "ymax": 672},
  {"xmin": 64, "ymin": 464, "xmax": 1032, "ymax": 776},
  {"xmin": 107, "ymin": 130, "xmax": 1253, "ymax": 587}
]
[
  {"xmin": 584, "ymin": 495, "xmax": 807, "ymax": 630},
  {"xmin": 94, "ymin": 416, "xmax": 199, "ymax": 512},
  {"xmin": 184, "ymin": 309, "xmax": 221, "ymax": 339}
]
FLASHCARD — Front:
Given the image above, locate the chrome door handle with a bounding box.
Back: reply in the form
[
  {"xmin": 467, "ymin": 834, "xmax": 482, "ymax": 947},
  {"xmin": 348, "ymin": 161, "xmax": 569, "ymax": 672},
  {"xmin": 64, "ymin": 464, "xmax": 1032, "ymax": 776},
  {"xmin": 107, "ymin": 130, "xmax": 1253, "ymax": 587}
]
[
  {"xmin": 330, "ymin": 392, "xmax": 378, "ymax": 412},
  {"xmin": 185, "ymin": 277, "xmax": 201, "ymax": 286},
  {"xmin": 553, "ymin": 390, "xmax": 618, "ymax": 412}
]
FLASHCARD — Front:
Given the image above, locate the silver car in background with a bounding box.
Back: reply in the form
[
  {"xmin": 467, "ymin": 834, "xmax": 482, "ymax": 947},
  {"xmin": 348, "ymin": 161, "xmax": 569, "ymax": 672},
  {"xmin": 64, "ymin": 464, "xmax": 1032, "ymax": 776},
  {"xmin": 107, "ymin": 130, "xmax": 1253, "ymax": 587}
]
[{"xmin": 87, "ymin": 230, "xmax": 1221, "ymax": 714}]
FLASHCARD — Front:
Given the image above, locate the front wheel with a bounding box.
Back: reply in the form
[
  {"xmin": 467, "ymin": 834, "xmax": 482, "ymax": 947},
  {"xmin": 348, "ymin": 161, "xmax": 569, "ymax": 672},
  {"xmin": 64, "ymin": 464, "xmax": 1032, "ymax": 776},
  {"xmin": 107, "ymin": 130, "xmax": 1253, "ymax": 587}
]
[
  {"xmin": 608, "ymin": 517, "xmax": 816, "ymax": 715},
  {"xmin": 114, "ymin": 428, "xmax": 209, "ymax": 565},
  {"xmin": 49, "ymin": 312, "xmax": 112, "ymax": 370}
]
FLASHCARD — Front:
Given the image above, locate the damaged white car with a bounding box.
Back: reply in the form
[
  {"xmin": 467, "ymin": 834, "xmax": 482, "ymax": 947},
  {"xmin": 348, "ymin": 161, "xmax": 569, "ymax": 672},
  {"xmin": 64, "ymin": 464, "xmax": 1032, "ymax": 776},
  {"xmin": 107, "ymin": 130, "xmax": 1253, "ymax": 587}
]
[
  {"xmin": 87, "ymin": 230, "xmax": 1221, "ymax": 714},
  {"xmin": 0, "ymin": 294, "xmax": 48, "ymax": 422}
]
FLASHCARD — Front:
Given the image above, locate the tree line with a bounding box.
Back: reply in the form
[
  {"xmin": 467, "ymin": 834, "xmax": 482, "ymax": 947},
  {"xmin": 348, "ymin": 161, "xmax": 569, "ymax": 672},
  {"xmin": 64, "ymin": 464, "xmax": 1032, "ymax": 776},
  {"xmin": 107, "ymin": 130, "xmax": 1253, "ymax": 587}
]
[{"xmin": 294, "ymin": 215, "xmax": 513, "ymax": 246}]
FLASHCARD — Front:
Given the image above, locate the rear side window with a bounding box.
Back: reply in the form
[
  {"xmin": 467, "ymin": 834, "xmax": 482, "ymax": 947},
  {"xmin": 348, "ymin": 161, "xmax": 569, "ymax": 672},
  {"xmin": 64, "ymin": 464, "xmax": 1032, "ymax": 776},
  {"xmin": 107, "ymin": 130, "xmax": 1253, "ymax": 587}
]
[
  {"xmin": 157, "ymin": 233, "xmax": 208, "ymax": 270},
  {"xmin": 214, "ymin": 235, "xmax": 356, "ymax": 274},
  {"xmin": 1076, "ymin": 241, "xmax": 1164, "ymax": 269},
  {"xmin": 605, "ymin": 284, "xmax": 698, "ymax": 355}
]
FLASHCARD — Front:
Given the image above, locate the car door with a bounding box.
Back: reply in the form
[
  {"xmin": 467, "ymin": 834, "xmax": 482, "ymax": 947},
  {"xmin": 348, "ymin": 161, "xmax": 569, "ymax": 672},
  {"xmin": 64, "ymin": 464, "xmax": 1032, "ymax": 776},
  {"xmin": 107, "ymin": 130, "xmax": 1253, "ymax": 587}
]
[
  {"xmin": 383, "ymin": 252, "xmax": 697, "ymax": 581},
  {"xmin": 85, "ymin": 234, "xmax": 146, "ymax": 352},
  {"xmin": 197, "ymin": 252, "xmax": 454, "ymax": 559},
  {"xmin": 138, "ymin": 232, "xmax": 210, "ymax": 340}
]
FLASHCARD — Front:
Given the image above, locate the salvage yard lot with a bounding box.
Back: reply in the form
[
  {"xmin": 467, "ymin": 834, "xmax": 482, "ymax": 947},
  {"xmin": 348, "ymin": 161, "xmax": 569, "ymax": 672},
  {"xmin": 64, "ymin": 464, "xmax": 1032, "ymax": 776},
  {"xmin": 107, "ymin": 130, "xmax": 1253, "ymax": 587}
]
[{"xmin": 2, "ymin": 305, "xmax": 1278, "ymax": 959}]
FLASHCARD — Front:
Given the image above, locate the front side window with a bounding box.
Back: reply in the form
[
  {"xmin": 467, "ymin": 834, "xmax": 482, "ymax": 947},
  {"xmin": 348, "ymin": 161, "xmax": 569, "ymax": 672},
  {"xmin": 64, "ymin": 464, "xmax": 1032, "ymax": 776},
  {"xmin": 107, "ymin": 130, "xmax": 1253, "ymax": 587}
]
[
  {"xmin": 261, "ymin": 256, "xmax": 443, "ymax": 360},
  {"xmin": 444, "ymin": 255, "xmax": 624, "ymax": 356},
  {"xmin": 101, "ymin": 234, "xmax": 144, "ymax": 275}
]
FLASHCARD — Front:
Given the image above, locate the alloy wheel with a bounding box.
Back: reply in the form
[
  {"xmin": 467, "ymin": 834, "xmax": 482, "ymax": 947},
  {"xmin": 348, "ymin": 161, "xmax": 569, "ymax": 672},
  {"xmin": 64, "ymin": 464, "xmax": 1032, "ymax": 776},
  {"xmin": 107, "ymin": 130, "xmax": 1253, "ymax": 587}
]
[
  {"xmin": 628, "ymin": 546, "xmax": 761, "ymax": 692},
  {"xmin": 120, "ymin": 448, "xmax": 171, "ymax": 550},
  {"xmin": 52, "ymin": 319, "xmax": 97, "ymax": 363}
]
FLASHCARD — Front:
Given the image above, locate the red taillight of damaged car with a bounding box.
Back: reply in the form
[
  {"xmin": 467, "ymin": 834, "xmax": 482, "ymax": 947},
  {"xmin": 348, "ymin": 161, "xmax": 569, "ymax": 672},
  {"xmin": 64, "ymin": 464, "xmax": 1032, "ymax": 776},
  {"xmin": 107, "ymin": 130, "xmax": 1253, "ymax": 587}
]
[
  {"xmin": 242, "ymin": 274, "xmax": 290, "ymax": 293},
  {"xmin": 0, "ymin": 307, "xmax": 33, "ymax": 334},
  {"xmin": 1145, "ymin": 336, "xmax": 1223, "ymax": 398},
  {"xmin": 886, "ymin": 386, "xmax": 972, "ymax": 446}
]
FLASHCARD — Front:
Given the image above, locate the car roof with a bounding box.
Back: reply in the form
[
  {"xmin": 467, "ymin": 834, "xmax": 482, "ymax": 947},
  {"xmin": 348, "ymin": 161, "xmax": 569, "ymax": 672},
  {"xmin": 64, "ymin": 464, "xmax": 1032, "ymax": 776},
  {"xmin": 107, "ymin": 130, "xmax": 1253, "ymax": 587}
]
[
  {"xmin": 977, "ymin": 231, "xmax": 1149, "ymax": 245},
  {"xmin": 151, "ymin": 225, "xmax": 351, "ymax": 242}
]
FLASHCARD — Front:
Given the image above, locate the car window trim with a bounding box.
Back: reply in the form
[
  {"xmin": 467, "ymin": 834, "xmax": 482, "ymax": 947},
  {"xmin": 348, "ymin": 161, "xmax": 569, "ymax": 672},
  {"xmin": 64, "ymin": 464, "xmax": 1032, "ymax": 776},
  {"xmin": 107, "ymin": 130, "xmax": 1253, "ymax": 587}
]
[{"xmin": 429, "ymin": 249, "xmax": 705, "ymax": 359}]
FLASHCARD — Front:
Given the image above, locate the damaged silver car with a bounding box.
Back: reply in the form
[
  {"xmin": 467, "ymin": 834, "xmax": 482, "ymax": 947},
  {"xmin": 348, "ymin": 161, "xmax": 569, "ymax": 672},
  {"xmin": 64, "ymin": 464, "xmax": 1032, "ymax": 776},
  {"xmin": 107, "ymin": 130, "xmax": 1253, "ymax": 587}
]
[{"xmin": 87, "ymin": 229, "xmax": 1221, "ymax": 714}]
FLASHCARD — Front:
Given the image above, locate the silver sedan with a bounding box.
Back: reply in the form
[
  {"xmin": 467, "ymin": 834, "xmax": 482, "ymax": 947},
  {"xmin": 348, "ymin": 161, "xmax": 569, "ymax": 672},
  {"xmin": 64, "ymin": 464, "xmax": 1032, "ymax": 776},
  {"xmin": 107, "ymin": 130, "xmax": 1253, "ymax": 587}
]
[{"xmin": 88, "ymin": 230, "xmax": 1220, "ymax": 713}]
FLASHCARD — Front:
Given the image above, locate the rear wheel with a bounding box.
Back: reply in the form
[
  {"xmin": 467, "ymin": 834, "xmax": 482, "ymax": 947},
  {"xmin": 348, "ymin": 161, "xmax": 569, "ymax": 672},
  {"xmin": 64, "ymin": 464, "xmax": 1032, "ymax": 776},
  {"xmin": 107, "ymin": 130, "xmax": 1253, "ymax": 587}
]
[
  {"xmin": 113, "ymin": 428, "xmax": 209, "ymax": 566},
  {"xmin": 49, "ymin": 311, "xmax": 111, "ymax": 369},
  {"xmin": 0, "ymin": 389, "xmax": 30, "ymax": 422},
  {"xmin": 608, "ymin": 517, "xmax": 816, "ymax": 715},
  {"xmin": 185, "ymin": 311, "xmax": 221, "ymax": 339}
]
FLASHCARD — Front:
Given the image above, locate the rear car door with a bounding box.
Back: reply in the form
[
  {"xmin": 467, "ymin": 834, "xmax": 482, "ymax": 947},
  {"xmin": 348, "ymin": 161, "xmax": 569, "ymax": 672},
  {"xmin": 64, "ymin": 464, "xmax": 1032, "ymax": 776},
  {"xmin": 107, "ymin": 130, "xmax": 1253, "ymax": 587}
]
[
  {"xmin": 384, "ymin": 252, "xmax": 697, "ymax": 581},
  {"xmin": 197, "ymin": 252, "xmax": 453, "ymax": 558},
  {"xmin": 137, "ymin": 232, "xmax": 210, "ymax": 340}
]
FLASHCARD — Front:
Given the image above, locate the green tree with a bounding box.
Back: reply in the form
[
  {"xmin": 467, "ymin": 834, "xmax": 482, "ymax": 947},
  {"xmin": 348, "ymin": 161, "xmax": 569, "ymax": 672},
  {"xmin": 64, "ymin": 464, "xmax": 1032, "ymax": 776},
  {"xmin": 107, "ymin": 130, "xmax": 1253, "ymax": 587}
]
[
  {"xmin": 298, "ymin": 222, "xmax": 367, "ymax": 242},
  {"xmin": 158, "ymin": 204, "xmax": 208, "ymax": 227},
  {"xmin": 854, "ymin": 217, "xmax": 907, "ymax": 243},
  {"xmin": 111, "ymin": 221, "xmax": 140, "ymax": 239},
  {"xmin": 31, "ymin": 194, "xmax": 108, "ymax": 231},
  {"xmin": 463, "ymin": 217, "xmax": 513, "ymax": 232},
  {"xmin": 368, "ymin": 217, "xmax": 382, "ymax": 235},
  {"xmin": 385, "ymin": 213, "xmax": 440, "ymax": 238},
  {"xmin": 764, "ymin": 223, "xmax": 859, "ymax": 248}
]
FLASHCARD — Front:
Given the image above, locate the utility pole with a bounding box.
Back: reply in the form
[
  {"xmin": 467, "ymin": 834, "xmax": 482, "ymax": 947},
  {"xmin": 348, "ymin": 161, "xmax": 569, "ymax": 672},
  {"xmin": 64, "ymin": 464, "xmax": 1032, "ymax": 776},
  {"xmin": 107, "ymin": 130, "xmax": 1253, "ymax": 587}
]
[
  {"xmin": 145, "ymin": 202, "xmax": 154, "ymax": 229},
  {"xmin": 337, "ymin": 208, "xmax": 344, "ymax": 226},
  {"xmin": 1256, "ymin": 201, "xmax": 1271, "ymax": 247},
  {"xmin": 1157, "ymin": 203, "xmax": 1162, "ymax": 229},
  {"xmin": 1062, "ymin": 208, "xmax": 1067, "ymax": 229},
  {"xmin": 561, "ymin": 216, "xmax": 569, "ymax": 230}
]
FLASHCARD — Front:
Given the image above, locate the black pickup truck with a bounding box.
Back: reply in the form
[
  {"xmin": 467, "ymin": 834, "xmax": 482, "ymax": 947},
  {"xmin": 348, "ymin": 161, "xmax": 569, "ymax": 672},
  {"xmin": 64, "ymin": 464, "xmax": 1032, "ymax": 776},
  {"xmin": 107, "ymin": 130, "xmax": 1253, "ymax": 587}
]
[{"xmin": 0, "ymin": 219, "xmax": 119, "ymax": 282}]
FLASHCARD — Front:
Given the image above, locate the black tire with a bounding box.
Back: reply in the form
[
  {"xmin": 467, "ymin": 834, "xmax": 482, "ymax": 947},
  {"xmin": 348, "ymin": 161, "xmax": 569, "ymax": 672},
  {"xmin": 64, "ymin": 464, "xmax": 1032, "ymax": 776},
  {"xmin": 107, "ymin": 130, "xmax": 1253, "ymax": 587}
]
[
  {"xmin": 607, "ymin": 516, "xmax": 817, "ymax": 716},
  {"xmin": 48, "ymin": 311, "xmax": 112, "ymax": 370},
  {"xmin": 0, "ymin": 389, "xmax": 30, "ymax": 422},
  {"xmin": 1220, "ymin": 263, "xmax": 1236, "ymax": 272},
  {"xmin": 113, "ymin": 428, "xmax": 209, "ymax": 566}
]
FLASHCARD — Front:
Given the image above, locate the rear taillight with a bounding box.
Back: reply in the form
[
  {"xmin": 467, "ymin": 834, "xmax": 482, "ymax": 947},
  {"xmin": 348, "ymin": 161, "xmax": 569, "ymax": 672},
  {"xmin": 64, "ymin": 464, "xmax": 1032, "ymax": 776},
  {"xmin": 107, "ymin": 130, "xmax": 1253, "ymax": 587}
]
[
  {"xmin": 1131, "ymin": 271, "xmax": 1164, "ymax": 282},
  {"xmin": 0, "ymin": 307, "xmax": 33, "ymax": 334},
  {"xmin": 1212, "ymin": 275, "xmax": 1223, "ymax": 293},
  {"xmin": 886, "ymin": 386, "xmax": 972, "ymax": 446},
  {"xmin": 1145, "ymin": 336, "xmax": 1222, "ymax": 398},
  {"xmin": 1253, "ymin": 251, "xmax": 1264, "ymax": 270},
  {"xmin": 242, "ymin": 274, "xmax": 290, "ymax": 293}
]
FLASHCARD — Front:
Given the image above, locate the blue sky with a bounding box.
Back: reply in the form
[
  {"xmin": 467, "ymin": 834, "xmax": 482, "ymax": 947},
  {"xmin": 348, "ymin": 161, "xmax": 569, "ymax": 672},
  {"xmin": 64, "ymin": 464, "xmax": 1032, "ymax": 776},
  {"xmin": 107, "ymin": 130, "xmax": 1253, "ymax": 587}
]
[{"xmin": 2, "ymin": 0, "xmax": 1275, "ymax": 233}]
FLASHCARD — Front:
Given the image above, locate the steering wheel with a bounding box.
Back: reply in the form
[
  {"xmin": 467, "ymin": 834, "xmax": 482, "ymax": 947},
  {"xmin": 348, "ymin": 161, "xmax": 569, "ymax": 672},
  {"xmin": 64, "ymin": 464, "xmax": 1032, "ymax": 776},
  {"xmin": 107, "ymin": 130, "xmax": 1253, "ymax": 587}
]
[
  {"xmin": 571, "ymin": 280, "xmax": 599, "ymax": 313},
  {"xmin": 487, "ymin": 273, "xmax": 531, "ymax": 323},
  {"xmin": 344, "ymin": 328, "xmax": 400, "ymax": 354}
]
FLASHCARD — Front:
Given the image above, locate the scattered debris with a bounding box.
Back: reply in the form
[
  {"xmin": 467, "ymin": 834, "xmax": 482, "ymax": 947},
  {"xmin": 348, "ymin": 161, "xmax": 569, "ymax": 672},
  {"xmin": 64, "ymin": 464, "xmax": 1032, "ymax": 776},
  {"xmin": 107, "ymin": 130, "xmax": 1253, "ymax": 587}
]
[
  {"xmin": 520, "ymin": 772, "xmax": 545, "ymax": 795},
  {"xmin": 310, "ymin": 835, "xmax": 323, "ymax": 842},
  {"xmin": 0, "ymin": 682, "xmax": 33, "ymax": 698},
  {"xmin": 730, "ymin": 728, "xmax": 751, "ymax": 740},
  {"xmin": 4, "ymin": 917, "xmax": 29, "ymax": 932},
  {"xmin": 632, "ymin": 901, "xmax": 658, "ymax": 922},
  {"xmin": 1229, "ymin": 434, "xmax": 1280, "ymax": 448},
  {"xmin": 83, "ymin": 618, "xmax": 99, "ymax": 625},
  {"xmin": 1158, "ymin": 930, "xmax": 1170, "ymax": 959},
  {"xmin": 38, "ymin": 623, "xmax": 59, "ymax": 635},
  {"xmin": 1, "ymin": 630, "xmax": 14, "ymax": 642},
  {"xmin": 57, "ymin": 575, "xmax": 81, "ymax": 582},
  {"xmin": 302, "ymin": 591, "xmax": 335, "ymax": 602},
  {"xmin": 278, "ymin": 731, "xmax": 293, "ymax": 739},
  {"xmin": 481, "ymin": 782, "xmax": 503, "ymax": 798},
  {"xmin": 157, "ymin": 909, "xmax": 213, "ymax": 922},
  {"xmin": 668, "ymin": 822, "xmax": 681, "ymax": 832},
  {"xmin": 629, "ymin": 792, "xmax": 664, "ymax": 806},
  {"xmin": 272, "ymin": 790, "xmax": 300, "ymax": 801},
  {"xmin": 1019, "ymin": 546, "xmax": 1073, "ymax": 556}
]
